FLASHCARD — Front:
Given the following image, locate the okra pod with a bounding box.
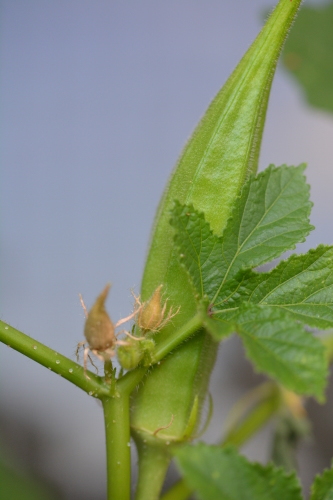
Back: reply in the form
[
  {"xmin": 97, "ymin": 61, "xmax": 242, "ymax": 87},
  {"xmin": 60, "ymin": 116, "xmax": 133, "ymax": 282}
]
[{"xmin": 131, "ymin": 1, "xmax": 303, "ymax": 497}]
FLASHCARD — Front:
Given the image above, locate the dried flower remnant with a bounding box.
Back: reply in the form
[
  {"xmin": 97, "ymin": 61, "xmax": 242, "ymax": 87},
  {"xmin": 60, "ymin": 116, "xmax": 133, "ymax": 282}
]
[
  {"xmin": 76, "ymin": 284, "xmax": 142, "ymax": 377},
  {"xmin": 117, "ymin": 285, "xmax": 180, "ymax": 371},
  {"xmin": 135, "ymin": 285, "xmax": 180, "ymax": 333}
]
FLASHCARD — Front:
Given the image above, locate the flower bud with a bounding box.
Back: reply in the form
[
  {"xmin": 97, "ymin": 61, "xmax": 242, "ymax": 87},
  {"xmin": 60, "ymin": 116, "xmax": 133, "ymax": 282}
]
[{"xmin": 117, "ymin": 343, "xmax": 142, "ymax": 371}]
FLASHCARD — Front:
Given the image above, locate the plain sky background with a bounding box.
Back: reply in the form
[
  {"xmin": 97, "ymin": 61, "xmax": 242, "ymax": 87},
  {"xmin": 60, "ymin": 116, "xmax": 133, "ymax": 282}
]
[{"xmin": 1, "ymin": 1, "xmax": 333, "ymax": 498}]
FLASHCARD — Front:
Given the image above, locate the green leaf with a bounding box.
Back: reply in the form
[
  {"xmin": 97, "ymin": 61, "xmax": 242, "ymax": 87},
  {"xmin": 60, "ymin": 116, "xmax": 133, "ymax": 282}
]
[
  {"xmin": 215, "ymin": 245, "xmax": 333, "ymax": 330},
  {"xmin": 171, "ymin": 165, "xmax": 327, "ymax": 400},
  {"xmin": 175, "ymin": 444, "xmax": 303, "ymax": 500},
  {"xmin": 171, "ymin": 164, "xmax": 313, "ymax": 302},
  {"xmin": 219, "ymin": 164, "xmax": 313, "ymax": 280},
  {"xmin": 216, "ymin": 304, "xmax": 327, "ymax": 400},
  {"xmin": 310, "ymin": 462, "xmax": 333, "ymax": 500},
  {"xmin": 283, "ymin": 2, "xmax": 333, "ymax": 115}
]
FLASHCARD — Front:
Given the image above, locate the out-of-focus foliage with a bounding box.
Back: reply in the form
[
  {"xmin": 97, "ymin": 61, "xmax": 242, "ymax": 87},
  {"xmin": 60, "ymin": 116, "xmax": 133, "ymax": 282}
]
[
  {"xmin": 0, "ymin": 459, "xmax": 57, "ymax": 500},
  {"xmin": 175, "ymin": 444, "xmax": 303, "ymax": 500},
  {"xmin": 310, "ymin": 461, "xmax": 333, "ymax": 500},
  {"xmin": 283, "ymin": 1, "xmax": 333, "ymax": 114}
]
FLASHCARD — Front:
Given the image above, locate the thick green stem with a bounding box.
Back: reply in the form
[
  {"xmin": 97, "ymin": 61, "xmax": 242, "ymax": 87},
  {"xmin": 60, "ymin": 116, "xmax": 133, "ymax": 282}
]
[
  {"xmin": 0, "ymin": 320, "xmax": 108, "ymax": 396},
  {"xmin": 102, "ymin": 393, "xmax": 132, "ymax": 500},
  {"xmin": 134, "ymin": 437, "xmax": 171, "ymax": 500}
]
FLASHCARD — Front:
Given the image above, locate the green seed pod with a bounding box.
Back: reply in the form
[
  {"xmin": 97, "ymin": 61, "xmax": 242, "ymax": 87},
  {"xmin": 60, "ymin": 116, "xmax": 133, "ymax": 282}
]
[{"xmin": 84, "ymin": 284, "xmax": 115, "ymax": 352}]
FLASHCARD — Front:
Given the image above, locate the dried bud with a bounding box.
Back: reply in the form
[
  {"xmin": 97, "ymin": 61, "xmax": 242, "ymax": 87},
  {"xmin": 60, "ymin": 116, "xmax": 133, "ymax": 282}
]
[
  {"xmin": 138, "ymin": 285, "xmax": 164, "ymax": 332},
  {"xmin": 84, "ymin": 284, "xmax": 116, "ymax": 351}
]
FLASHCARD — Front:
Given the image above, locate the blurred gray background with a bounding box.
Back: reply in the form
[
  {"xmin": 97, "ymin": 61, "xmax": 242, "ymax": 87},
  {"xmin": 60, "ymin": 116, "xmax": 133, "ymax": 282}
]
[{"xmin": 1, "ymin": 0, "xmax": 333, "ymax": 498}]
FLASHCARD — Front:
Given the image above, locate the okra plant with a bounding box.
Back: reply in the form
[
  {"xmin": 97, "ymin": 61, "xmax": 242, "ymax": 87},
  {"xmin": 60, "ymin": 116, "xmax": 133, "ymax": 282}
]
[{"xmin": 2, "ymin": 1, "xmax": 333, "ymax": 499}]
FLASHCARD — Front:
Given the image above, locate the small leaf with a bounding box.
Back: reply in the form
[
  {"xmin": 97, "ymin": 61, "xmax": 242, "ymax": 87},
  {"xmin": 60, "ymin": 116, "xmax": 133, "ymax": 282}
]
[
  {"xmin": 283, "ymin": 3, "xmax": 333, "ymax": 115},
  {"xmin": 210, "ymin": 304, "xmax": 327, "ymax": 400},
  {"xmin": 175, "ymin": 444, "xmax": 303, "ymax": 500},
  {"xmin": 215, "ymin": 245, "xmax": 333, "ymax": 330},
  {"xmin": 236, "ymin": 305, "xmax": 327, "ymax": 401},
  {"xmin": 310, "ymin": 462, "xmax": 333, "ymax": 500}
]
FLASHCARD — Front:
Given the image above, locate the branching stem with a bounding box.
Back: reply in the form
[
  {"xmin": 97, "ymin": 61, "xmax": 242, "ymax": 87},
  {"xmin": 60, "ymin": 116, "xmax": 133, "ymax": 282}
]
[
  {"xmin": 0, "ymin": 321, "xmax": 108, "ymax": 396},
  {"xmin": 0, "ymin": 312, "xmax": 205, "ymax": 500}
]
